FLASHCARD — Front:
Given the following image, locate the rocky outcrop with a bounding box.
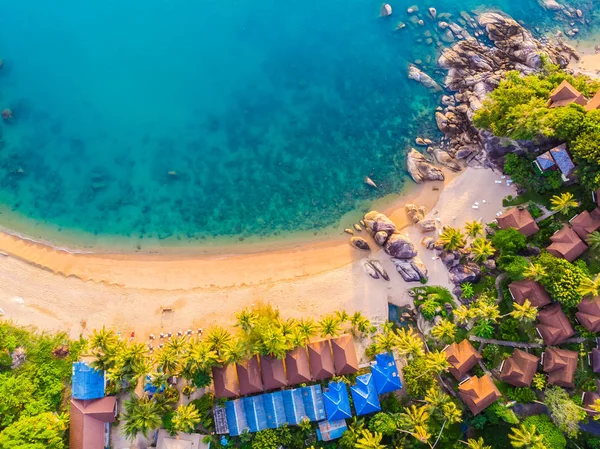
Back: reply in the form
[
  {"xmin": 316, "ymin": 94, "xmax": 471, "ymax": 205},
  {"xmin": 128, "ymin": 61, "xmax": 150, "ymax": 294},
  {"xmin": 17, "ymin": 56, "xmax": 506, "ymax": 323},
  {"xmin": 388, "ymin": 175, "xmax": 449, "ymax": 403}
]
[
  {"xmin": 380, "ymin": 3, "xmax": 392, "ymax": 17},
  {"xmin": 384, "ymin": 233, "xmax": 418, "ymax": 259},
  {"xmin": 405, "ymin": 204, "xmax": 426, "ymax": 223},
  {"xmin": 363, "ymin": 211, "xmax": 396, "ymax": 237},
  {"xmin": 430, "ymin": 147, "xmax": 461, "ymax": 171},
  {"xmin": 369, "ymin": 260, "xmax": 390, "ymax": 281},
  {"xmin": 449, "ymin": 262, "xmax": 482, "ymax": 284},
  {"xmin": 406, "ymin": 149, "xmax": 444, "ymax": 183},
  {"xmin": 392, "ymin": 257, "xmax": 428, "ymax": 282},
  {"xmin": 421, "ymin": 236, "xmax": 435, "ymax": 249},
  {"xmin": 417, "ymin": 218, "xmax": 436, "ymax": 233},
  {"xmin": 350, "ymin": 237, "xmax": 371, "ymax": 251},
  {"xmin": 374, "ymin": 231, "xmax": 389, "ymax": 246},
  {"xmin": 408, "ymin": 65, "xmax": 442, "ymax": 91}
]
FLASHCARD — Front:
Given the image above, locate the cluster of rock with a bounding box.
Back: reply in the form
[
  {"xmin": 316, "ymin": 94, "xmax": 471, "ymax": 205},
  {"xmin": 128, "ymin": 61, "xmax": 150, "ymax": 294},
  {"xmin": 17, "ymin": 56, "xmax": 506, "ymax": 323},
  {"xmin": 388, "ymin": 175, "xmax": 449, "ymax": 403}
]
[
  {"xmin": 363, "ymin": 210, "xmax": 428, "ymax": 282},
  {"xmin": 406, "ymin": 148, "xmax": 445, "ymax": 183},
  {"xmin": 539, "ymin": 0, "xmax": 586, "ymax": 37},
  {"xmin": 405, "ymin": 203, "xmax": 436, "ymax": 233}
]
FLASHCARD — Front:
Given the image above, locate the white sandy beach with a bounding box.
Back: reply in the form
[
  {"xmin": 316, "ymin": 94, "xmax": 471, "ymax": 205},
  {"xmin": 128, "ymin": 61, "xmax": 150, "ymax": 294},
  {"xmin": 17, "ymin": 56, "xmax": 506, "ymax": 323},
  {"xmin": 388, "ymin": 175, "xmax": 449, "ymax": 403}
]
[{"xmin": 0, "ymin": 166, "xmax": 515, "ymax": 339}]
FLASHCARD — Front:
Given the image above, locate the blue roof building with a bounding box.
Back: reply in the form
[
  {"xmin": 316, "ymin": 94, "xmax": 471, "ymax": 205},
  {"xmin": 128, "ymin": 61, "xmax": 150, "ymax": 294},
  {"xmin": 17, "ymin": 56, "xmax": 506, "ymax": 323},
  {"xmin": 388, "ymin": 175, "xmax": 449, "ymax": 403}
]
[
  {"xmin": 301, "ymin": 385, "xmax": 326, "ymax": 422},
  {"xmin": 317, "ymin": 419, "xmax": 348, "ymax": 441},
  {"xmin": 71, "ymin": 362, "xmax": 105, "ymax": 400},
  {"xmin": 351, "ymin": 373, "xmax": 381, "ymax": 416},
  {"xmin": 225, "ymin": 399, "xmax": 249, "ymax": 436},
  {"xmin": 263, "ymin": 391, "xmax": 287, "ymax": 429},
  {"xmin": 372, "ymin": 353, "xmax": 402, "ymax": 395},
  {"xmin": 323, "ymin": 382, "xmax": 352, "ymax": 421},
  {"xmin": 535, "ymin": 151, "xmax": 556, "ymax": 172},
  {"xmin": 283, "ymin": 389, "xmax": 307, "ymax": 425},
  {"xmin": 550, "ymin": 144, "xmax": 575, "ymax": 178},
  {"xmin": 243, "ymin": 396, "xmax": 268, "ymax": 432}
]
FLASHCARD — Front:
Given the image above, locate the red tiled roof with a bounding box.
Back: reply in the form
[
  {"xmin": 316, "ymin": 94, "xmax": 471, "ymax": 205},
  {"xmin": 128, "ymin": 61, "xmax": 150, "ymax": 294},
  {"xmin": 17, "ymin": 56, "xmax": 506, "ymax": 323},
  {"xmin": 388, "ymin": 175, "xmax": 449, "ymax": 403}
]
[
  {"xmin": 70, "ymin": 397, "xmax": 116, "ymax": 449},
  {"xmin": 260, "ymin": 355, "xmax": 288, "ymax": 391},
  {"xmin": 543, "ymin": 347, "xmax": 578, "ymax": 388},
  {"xmin": 547, "ymin": 80, "xmax": 588, "ymax": 108},
  {"xmin": 570, "ymin": 208, "xmax": 600, "ymax": 240},
  {"xmin": 285, "ymin": 347, "xmax": 312, "ymax": 384},
  {"xmin": 330, "ymin": 335, "xmax": 359, "ymax": 376},
  {"xmin": 497, "ymin": 208, "xmax": 540, "ymax": 237},
  {"xmin": 212, "ymin": 364, "xmax": 240, "ymax": 398},
  {"xmin": 499, "ymin": 349, "xmax": 539, "ymax": 388},
  {"xmin": 458, "ymin": 375, "xmax": 502, "ymax": 415},
  {"xmin": 308, "ymin": 340, "xmax": 335, "ymax": 381},
  {"xmin": 547, "ymin": 225, "xmax": 588, "ymax": 262},
  {"xmin": 444, "ymin": 340, "xmax": 482, "ymax": 381},
  {"xmin": 237, "ymin": 356, "xmax": 263, "ymax": 395},
  {"xmin": 537, "ymin": 304, "xmax": 575, "ymax": 346},
  {"xmin": 508, "ymin": 280, "xmax": 551, "ymax": 308},
  {"xmin": 576, "ymin": 297, "xmax": 600, "ymax": 333}
]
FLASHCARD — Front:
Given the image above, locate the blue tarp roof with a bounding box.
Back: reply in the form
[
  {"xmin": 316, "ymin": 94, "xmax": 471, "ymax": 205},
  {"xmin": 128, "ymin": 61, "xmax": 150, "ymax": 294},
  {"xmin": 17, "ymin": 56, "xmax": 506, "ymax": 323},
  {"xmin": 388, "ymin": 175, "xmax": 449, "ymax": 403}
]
[
  {"xmin": 301, "ymin": 385, "xmax": 326, "ymax": 422},
  {"xmin": 536, "ymin": 151, "xmax": 556, "ymax": 171},
  {"xmin": 351, "ymin": 373, "xmax": 381, "ymax": 416},
  {"xmin": 283, "ymin": 389, "xmax": 307, "ymax": 425},
  {"xmin": 243, "ymin": 396, "xmax": 268, "ymax": 432},
  {"xmin": 372, "ymin": 353, "xmax": 402, "ymax": 395},
  {"xmin": 323, "ymin": 382, "xmax": 352, "ymax": 422},
  {"xmin": 263, "ymin": 391, "xmax": 287, "ymax": 429},
  {"xmin": 72, "ymin": 362, "xmax": 105, "ymax": 400},
  {"xmin": 225, "ymin": 399, "xmax": 249, "ymax": 436},
  {"xmin": 550, "ymin": 145, "xmax": 575, "ymax": 176},
  {"xmin": 317, "ymin": 419, "xmax": 348, "ymax": 441}
]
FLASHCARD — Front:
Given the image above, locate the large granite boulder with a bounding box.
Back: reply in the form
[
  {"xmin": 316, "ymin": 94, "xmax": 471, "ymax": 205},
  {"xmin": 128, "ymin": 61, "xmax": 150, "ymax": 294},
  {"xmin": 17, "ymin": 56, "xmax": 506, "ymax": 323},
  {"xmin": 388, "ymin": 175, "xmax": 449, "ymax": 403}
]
[
  {"xmin": 384, "ymin": 233, "xmax": 418, "ymax": 259},
  {"xmin": 449, "ymin": 262, "xmax": 482, "ymax": 284},
  {"xmin": 408, "ymin": 65, "xmax": 442, "ymax": 91},
  {"xmin": 406, "ymin": 149, "xmax": 445, "ymax": 184},
  {"xmin": 374, "ymin": 231, "xmax": 389, "ymax": 246},
  {"xmin": 417, "ymin": 218, "xmax": 437, "ymax": 233},
  {"xmin": 392, "ymin": 257, "xmax": 428, "ymax": 282},
  {"xmin": 350, "ymin": 237, "xmax": 371, "ymax": 251},
  {"xmin": 363, "ymin": 211, "xmax": 396, "ymax": 236},
  {"xmin": 431, "ymin": 148, "xmax": 461, "ymax": 172},
  {"xmin": 405, "ymin": 204, "xmax": 426, "ymax": 223}
]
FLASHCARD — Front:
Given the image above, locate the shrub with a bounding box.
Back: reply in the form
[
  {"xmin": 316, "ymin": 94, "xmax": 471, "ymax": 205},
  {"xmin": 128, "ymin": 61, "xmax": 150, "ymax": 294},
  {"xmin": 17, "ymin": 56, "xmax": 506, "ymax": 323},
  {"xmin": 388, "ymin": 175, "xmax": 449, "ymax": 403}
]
[
  {"xmin": 522, "ymin": 415, "xmax": 566, "ymax": 449},
  {"xmin": 368, "ymin": 412, "xmax": 398, "ymax": 436},
  {"xmin": 498, "ymin": 255, "xmax": 530, "ymax": 281},
  {"xmin": 421, "ymin": 299, "xmax": 439, "ymax": 320},
  {"xmin": 487, "ymin": 402, "xmax": 519, "ymax": 425},
  {"xmin": 492, "ymin": 229, "xmax": 527, "ymax": 256},
  {"xmin": 507, "ymin": 387, "xmax": 537, "ymax": 404},
  {"xmin": 536, "ymin": 252, "xmax": 587, "ymax": 308},
  {"xmin": 461, "ymin": 282, "xmax": 475, "ymax": 299},
  {"xmin": 402, "ymin": 357, "xmax": 434, "ymax": 399},
  {"xmin": 481, "ymin": 344, "xmax": 500, "ymax": 365}
]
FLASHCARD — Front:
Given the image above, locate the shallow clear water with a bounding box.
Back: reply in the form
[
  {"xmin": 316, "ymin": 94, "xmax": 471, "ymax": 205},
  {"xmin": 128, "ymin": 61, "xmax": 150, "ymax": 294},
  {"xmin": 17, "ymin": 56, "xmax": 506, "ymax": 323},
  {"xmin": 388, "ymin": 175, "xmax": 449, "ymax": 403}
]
[{"xmin": 0, "ymin": 0, "xmax": 594, "ymax": 246}]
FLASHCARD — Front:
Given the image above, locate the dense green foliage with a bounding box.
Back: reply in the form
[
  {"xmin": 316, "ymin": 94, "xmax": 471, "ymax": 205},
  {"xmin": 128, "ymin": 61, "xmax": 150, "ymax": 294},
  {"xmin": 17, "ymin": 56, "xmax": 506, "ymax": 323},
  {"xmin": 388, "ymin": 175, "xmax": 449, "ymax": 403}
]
[
  {"xmin": 535, "ymin": 252, "xmax": 588, "ymax": 307},
  {"xmin": 544, "ymin": 386, "xmax": 585, "ymax": 438},
  {"xmin": 522, "ymin": 415, "xmax": 566, "ymax": 449},
  {"xmin": 504, "ymin": 153, "xmax": 562, "ymax": 195},
  {"xmin": 492, "ymin": 229, "xmax": 527, "ymax": 257},
  {"xmin": 0, "ymin": 412, "xmax": 67, "ymax": 449}
]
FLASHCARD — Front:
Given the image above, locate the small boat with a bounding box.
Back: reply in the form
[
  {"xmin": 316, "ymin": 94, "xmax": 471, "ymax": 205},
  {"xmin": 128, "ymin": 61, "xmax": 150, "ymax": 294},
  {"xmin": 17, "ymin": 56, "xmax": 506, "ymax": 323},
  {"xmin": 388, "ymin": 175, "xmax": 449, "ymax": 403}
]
[{"xmin": 364, "ymin": 176, "xmax": 377, "ymax": 188}]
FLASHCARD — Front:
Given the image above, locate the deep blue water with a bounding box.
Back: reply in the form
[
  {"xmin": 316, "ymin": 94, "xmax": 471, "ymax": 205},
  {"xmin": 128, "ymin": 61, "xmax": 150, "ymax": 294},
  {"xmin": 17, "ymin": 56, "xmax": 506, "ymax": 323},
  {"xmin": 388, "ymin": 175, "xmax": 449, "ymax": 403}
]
[{"xmin": 0, "ymin": 0, "xmax": 594, "ymax": 246}]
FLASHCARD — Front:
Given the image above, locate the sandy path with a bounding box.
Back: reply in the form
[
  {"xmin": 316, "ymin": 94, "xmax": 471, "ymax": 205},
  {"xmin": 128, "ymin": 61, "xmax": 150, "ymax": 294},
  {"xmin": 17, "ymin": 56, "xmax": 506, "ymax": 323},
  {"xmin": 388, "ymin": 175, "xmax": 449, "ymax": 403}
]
[{"xmin": 0, "ymin": 167, "xmax": 514, "ymax": 339}]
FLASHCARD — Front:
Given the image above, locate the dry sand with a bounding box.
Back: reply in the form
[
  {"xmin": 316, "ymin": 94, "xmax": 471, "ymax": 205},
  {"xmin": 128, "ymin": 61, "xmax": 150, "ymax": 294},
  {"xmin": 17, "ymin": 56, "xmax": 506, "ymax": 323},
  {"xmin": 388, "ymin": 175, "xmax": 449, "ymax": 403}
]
[
  {"xmin": 0, "ymin": 167, "xmax": 514, "ymax": 339},
  {"xmin": 570, "ymin": 44, "xmax": 600, "ymax": 79}
]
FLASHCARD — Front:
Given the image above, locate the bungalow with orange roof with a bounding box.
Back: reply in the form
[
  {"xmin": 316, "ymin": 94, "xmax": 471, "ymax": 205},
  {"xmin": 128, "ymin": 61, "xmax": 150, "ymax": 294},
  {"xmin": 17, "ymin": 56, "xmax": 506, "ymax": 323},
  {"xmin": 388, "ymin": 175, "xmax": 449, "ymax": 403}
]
[
  {"xmin": 237, "ymin": 356, "xmax": 263, "ymax": 395},
  {"xmin": 444, "ymin": 340, "xmax": 482, "ymax": 381},
  {"xmin": 570, "ymin": 209, "xmax": 600, "ymax": 240},
  {"xmin": 499, "ymin": 349, "xmax": 539, "ymax": 387},
  {"xmin": 308, "ymin": 340, "xmax": 335, "ymax": 381},
  {"xmin": 586, "ymin": 90, "xmax": 600, "ymax": 112},
  {"xmin": 213, "ymin": 364, "xmax": 240, "ymax": 399},
  {"xmin": 286, "ymin": 347, "xmax": 312, "ymax": 384},
  {"xmin": 496, "ymin": 207, "xmax": 539, "ymax": 237},
  {"xmin": 543, "ymin": 347, "xmax": 578, "ymax": 388},
  {"xmin": 458, "ymin": 374, "xmax": 502, "ymax": 415},
  {"xmin": 536, "ymin": 303, "xmax": 575, "ymax": 346},
  {"xmin": 508, "ymin": 280, "xmax": 551, "ymax": 308},
  {"xmin": 70, "ymin": 397, "xmax": 117, "ymax": 449},
  {"xmin": 577, "ymin": 297, "xmax": 600, "ymax": 333},
  {"xmin": 590, "ymin": 347, "xmax": 600, "ymax": 374},
  {"xmin": 547, "ymin": 225, "xmax": 588, "ymax": 262},
  {"xmin": 330, "ymin": 335, "xmax": 359, "ymax": 376},
  {"xmin": 260, "ymin": 355, "xmax": 288, "ymax": 391},
  {"xmin": 547, "ymin": 80, "xmax": 588, "ymax": 108}
]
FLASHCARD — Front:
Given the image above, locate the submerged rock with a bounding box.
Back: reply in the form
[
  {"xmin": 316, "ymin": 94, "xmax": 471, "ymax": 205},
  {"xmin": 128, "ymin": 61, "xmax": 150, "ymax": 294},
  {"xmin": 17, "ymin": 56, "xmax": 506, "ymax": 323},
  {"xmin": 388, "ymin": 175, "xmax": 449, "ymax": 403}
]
[
  {"xmin": 364, "ymin": 176, "xmax": 378, "ymax": 188},
  {"xmin": 384, "ymin": 233, "xmax": 417, "ymax": 259},
  {"xmin": 408, "ymin": 65, "xmax": 442, "ymax": 91},
  {"xmin": 350, "ymin": 237, "xmax": 371, "ymax": 251},
  {"xmin": 392, "ymin": 257, "xmax": 428, "ymax": 282},
  {"xmin": 380, "ymin": 3, "xmax": 392, "ymax": 17},
  {"xmin": 428, "ymin": 7, "xmax": 437, "ymax": 19},
  {"xmin": 406, "ymin": 149, "xmax": 445, "ymax": 183}
]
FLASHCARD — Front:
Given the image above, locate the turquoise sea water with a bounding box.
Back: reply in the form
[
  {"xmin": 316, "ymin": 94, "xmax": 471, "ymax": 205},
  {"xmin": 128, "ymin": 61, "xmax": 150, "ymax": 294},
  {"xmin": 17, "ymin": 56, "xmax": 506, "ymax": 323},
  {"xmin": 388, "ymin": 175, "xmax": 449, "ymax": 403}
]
[{"xmin": 0, "ymin": 0, "xmax": 595, "ymax": 248}]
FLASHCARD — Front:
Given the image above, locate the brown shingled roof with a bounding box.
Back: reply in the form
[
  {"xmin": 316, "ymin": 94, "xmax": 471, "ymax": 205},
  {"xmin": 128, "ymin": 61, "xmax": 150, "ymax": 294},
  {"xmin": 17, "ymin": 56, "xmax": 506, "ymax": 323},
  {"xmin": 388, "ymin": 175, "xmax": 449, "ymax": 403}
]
[
  {"xmin": 444, "ymin": 340, "xmax": 482, "ymax": 381},
  {"xmin": 547, "ymin": 225, "xmax": 588, "ymax": 262},
  {"xmin": 458, "ymin": 374, "xmax": 502, "ymax": 415},
  {"xmin": 237, "ymin": 356, "xmax": 263, "ymax": 395},
  {"xmin": 508, "ymin": 280, "xmax": 552, "ymax": 309},
  {"xmin": 576, "ymin": 297, "xmax": 600, "ymax": 333},
  {"xmin": 285, "ymin": 346, "xmax": 311, "ymax": 385},
  {"xmin": 70, "ymin": 397, "xmax": 117, "ymax": 449},
  {"xmin": 591, "ymin": 348, "xmax": 600, "ymax": 374},
  {"xmin": 307, "ymin": 340, "xmax": 335, "ymax": 381},
  {"xmin": 497, "ymin": 208, "xmax": 540, "ymax": 237},
  {"xmin": 586, "ymin": 90, "xmax": 600, "ymax": 112},
  {"xmin": 331, "ymin": 335, "xmax": 359, "ymax": 376},
  {"xmin": 543, "ymin": 347, "xmax": 578, "ymax": 388},
  {"xmin": 547, "ymin": 80, "xmax": 588, "ymax": 108},
  {"xmin": 570, "ymin": 209, "xmax": 600, "ymax": 240},
  {"xmin": 212, "ymin": 364, "xmax": 240, "ymax": 399},
  {"xmin": 537, "ymin": 303, "xmax": 575, "ymax": 346},
  {"xmin": 260, "ymin": 355, "xmax": 288, "ymax": 391},
  {"xmin": 499, "ymin": 349, "xmax": 540, "ymax": 388}
]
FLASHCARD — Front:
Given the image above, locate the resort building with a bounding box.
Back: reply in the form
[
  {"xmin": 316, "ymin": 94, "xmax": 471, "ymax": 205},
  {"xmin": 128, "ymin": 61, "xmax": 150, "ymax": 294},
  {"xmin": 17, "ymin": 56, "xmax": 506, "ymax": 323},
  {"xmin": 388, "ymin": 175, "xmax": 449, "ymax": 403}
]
[
  {"xmin": 213, "ymin": 364, "xmax": 240, "ymax": 399},
  {"xmin": 331, "ymin": 334, "xmax": 359, "ymax": 375},
  {"xmin": 323, "ymin": 382, "xmax": 352, "ymax": 421},
  {"xmin": 70, "ymin": 397, "xmax": 117, "ymax": 449},
  {"xmin": 543, "ymin": 347, "xmax": 578, "ymax": 388},
  {"xmin": 444, "ymin": 340, "xmax": 482, "ymax": 381},
  {"xmin": 534, "ymin": 144, "xmax": 576, "ymax": 182},
  {"xmin": 536, "ymin": 303, "xmax": 575, "ymax": 346},
  {"xmin": 371, "ymin": 352, "xmax": 403, "ymax": 394},
  {"xmin": 458, "ymin": 374, "xmax": 502, "ymax": 415},
  {"xmin": 590, "ymin": 348, "xmax": 600, "ymax": 374},
  {"xmin": 586, "ymin": 90, "xmax": 600, "ymax": 111},
  {"xmin": 286, "ymin": 346, "xmax": 312, "ymax": 384},
  {"xmin": 308, "ymin": 340, "xmax": 336, "ymax": 381},
  {"xmin": 570, "ymin": 209, "xmax": 600, "ymax": 240},
  {"xmin": 496, "ymin": 207, "xmax": 539, "ymax": 237},
  {"xmin": 546, "ymin": 80, "xmax": 588, "ymax": 108},
  {"xmin": 350, "ymin": 373, "xmax": 381, "ymax": 416},
  {"xmin": 546, "ymin": 225, "xmax": 588, "ymax": 262},
  {"xmin": 260, "ymin": 355, "xmax": 288, "ymax": 391},
  {"xmin": 156, "ymin": 429, "xmax": 203, "ymax": 449},
  {"xmin": 499, "ymin": 349, "xmax": 539, "ymax": 387},
  {"xmin": 508, "ymin": 279, "xmax": 551, "ymax": 308},
  {"xmin": 237, "ymin": 356, "xmax": 263, "ymax": 396},
  {"xmin": 576, "ymin": 297, "xmax": 600, "ymax": 333}
]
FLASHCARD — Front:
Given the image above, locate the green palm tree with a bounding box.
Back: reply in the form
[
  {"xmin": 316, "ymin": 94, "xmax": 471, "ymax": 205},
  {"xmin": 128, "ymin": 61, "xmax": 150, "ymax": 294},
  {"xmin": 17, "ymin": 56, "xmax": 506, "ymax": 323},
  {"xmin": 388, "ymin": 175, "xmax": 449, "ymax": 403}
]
[
  {"xmin": 394, "ymin": 328, "xmax": 424, "ymax": 358},
  {"xmin": 508, "ymin": 424, "xmax": 546, "ymax": 449},
  {"xmin": 431, "ymin": 319, "xmax": 456, "ymax": 342},
  {"xmin": 280, "ymin": 318, "xmax": 298, "ymax": 339},
  {"xmin": 461, "ymin": 437, "xmax": 492, "ymax": 449},
  {"xmin": 154, "ymin": 347, "xmax": 180, "ymax": 376},
  {"xmin": 550, "ymin": 192, "xmax": 578, "ymax": 216},
  {"xmin": 235, "ymin": 308, "xmax": 258, "ymax": 333},
  {"xmin": 372, "ymin": 330, "xmax": 397, "ymax": 354},
  {"xmin": 586, "ymin": 231, "xmax": 600, "ymax": 252},
  {"xmin": 424, "ymin": 351, "xmax": 450, "ymax": 375},
  {"xmin": 205, "ymin": 326, "xmax": 233, "ymax": 356},
  {"xmin": 399, "ymin": 405, "xmax": 430, "ymax": 430},
  {"xmin": 298, "ymin": 317, "xmax": 317, "ymax": 340},
  {"xmin": 258, "ymin": 326, "xmax": 288, "ymax": 359},
  {"xmin": 355, "ymin": 429, "xmax": 385, "ymax": 449},
  {"xmin": 221, "ymin": 340, "xmax": 247, "ymax": 365},
  {"xmin": 89, "ymin": 326, "xmax": 119, "ymax": 352},
  {"xmin": 473, "ymin": 319, "xmax": 495, "ymax": 339},
  {"xmin": 121, "ymin": 395, "xmax": 162, "ymax": 440},
  {"xmin": 577, "ymin": 275, "xmax": 600, "ymax": 298},
  {"xmin": 335, "ymin": 310, "xmax": 350, "ymax": 323},
  {"xmin": 183, "ymin": 339, "xmax": 218, "ymax": 377},
  {"xmin": 438, "ymin": 227, "xmax": 467, "ymax": 251},
  {"xmin": 507, "ymin": 299, "xmax": 538, "ymax": 322},
  {"xmin": 470, "ymin": 238, "xmax": 496, "ymax": 262},
  {"xmin": 172, "ymin": 404, "xmax": 201, "ymax": 434},
  {"xmin": 350, "ymin": 311, "xmax": 372, "ymax": 337},
  {"xmin": 318, "ymin": 315, "xmax": 342, "ymax": 338},
  {"xmin": 465, "ymin": 220, "xmax": 484, "ymax": 238},
  {"xmin": 523, "ymin": 263, "xmax": 547, "ymax": 282}
]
